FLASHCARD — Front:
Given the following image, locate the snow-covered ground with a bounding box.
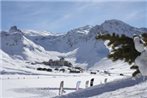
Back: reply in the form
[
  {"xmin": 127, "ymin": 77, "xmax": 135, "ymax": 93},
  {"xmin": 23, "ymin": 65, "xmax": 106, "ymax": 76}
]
[
  {"xmin": 57, "ymin": 76, "xmax": 147, "ymax": 98},
  {"xmin": 1, "ymin": 73, "xmax": 147, "ymax": 98},
  {"xmin": 1, "ymin": 71, "xmax": 127, "ymax": 98},
  {"xmin": 90, "ymin": 78, "xmax": 147, "ymax": 98}
]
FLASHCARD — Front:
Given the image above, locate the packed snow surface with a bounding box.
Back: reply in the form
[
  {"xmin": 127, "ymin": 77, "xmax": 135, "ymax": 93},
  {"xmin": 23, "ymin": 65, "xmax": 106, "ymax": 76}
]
[{"xmin": 57, "ymin": 76, "xmax": 147, "ymax": 98}]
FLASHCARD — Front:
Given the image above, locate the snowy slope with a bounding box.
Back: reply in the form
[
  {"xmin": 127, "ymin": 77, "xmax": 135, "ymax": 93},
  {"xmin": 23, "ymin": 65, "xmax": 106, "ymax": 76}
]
[
  {"xmin": 1, "ymin": 67, "xmax": 146, "ymax": 98},
  {"xmin": 0, "ymin": 27, "xmax": 61, "ymax": 74},
  {"xmin": 22, "ymin": 30, "xmax": 54, "ymax": 36},
  {"xmin": 0, "ymin": 29, "xmax": 61, "ymax": 61},
  {"xmin": 1, "ymin": 69, "xmax": 130, "ymax": 98},
  {"xmin": 89, "ymin": 58, "xmax": 133, "ymax": 76},
  {"xmin": 90, "ymin": 79, "xmax": 147, "ymax": 98},
  {"xmin": 57, "ymin": 76, "xmax": 147, "ymax": 98}
]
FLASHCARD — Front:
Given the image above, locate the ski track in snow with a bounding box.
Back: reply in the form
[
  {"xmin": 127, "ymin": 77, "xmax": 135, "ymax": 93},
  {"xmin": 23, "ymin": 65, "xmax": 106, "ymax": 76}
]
[{"xmin": 12, "ymin": 87, "xmax": 56, "ymax": 98}]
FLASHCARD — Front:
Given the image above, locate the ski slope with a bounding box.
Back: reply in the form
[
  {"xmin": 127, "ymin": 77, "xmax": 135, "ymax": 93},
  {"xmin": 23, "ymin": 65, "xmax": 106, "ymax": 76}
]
[
  {"xmin": 57, "ymin": 76, "xmax": 147, "ymax": 98},
  {"xmin": 1, "ymin": 73, "xmax": 147, "ymax": 98},
  {"xmin": 1, "ymin": 72, "xmax": 127, "ymax": 98}
]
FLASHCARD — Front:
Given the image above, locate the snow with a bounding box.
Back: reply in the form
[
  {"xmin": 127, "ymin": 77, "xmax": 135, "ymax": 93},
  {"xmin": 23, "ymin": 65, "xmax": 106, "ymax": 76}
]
[
  {"xmin": 134, "ymin": 36, "xmax": 147, "ymax": 76},
  {"xmin": 1, "ymin": 19, "xmax": 147, "ymax": 98},
  {"xmin": 23, "ymin": 30, "xmax": 56, "ymax": 36},
  {"xmin": 22, "ymin": 20, "xmax": 146, "ymax": 67},
  {"xmin": 1, "ymin": 20, "xmax": 147, "ymax": 68},
  {"xmin": 134, "ymin": 36, "xmax": 145, "ymax": 53},
  {"xmin": 100, "ymin": 19, "xmax": 140, "ymax": 36},
  {"xmin": 90, "ymin": 79, "xmax": 147, "ymax": 98},
  {"xmin": 57, "ymin": 76, "xmax": 147, "ymax": 98},
  {"xmin": 1, "ymin": 72, "xmax": 147, "ymax": 98},
  {"xmin": 1, "ymin": 71, "xmax": 127, "ymax": 98},
  {"xmin": 89, "ymin": 58, "xmax": 133, "ymax": 76}
]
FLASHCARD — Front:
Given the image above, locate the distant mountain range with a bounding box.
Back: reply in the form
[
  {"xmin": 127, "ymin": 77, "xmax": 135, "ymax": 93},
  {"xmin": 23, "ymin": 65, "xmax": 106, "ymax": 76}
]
[{"xmin": 1, "ymin": 19, "xmax": 147, "ymax": 74}]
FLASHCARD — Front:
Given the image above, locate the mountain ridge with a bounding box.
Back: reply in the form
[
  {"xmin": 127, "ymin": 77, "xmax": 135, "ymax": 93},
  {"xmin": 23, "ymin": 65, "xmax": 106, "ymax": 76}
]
[{"xmin": 1, "ymin": 19, "xmax": 147, "ymax": 73}]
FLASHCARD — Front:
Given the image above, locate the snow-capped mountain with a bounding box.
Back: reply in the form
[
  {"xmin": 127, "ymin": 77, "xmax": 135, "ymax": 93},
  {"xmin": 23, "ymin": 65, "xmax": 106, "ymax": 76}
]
[
  {"xmin": 1, "ymin": 27, "xmax": 48, "ymax": 60},
  {"xmin": 0, "ymin": 26, "xmax": 61, "ymax": 74},
  {"xmin": 24, "ymin": 25, "xmax": 108, "ymax": 67},
  {"xmin": 89, "ymin": 19, "xmax": 146, "ymax": 37},
  {"xmin": 1, "ymin": 19, "xmax": 147, "ymax": 73},
  {"xmin": 25, "ymin": 19, "xmax": 147, "ymax": 66},
  {"xmin": 22, "ymin": 30, "xmax": 54, "ymax": 36}
]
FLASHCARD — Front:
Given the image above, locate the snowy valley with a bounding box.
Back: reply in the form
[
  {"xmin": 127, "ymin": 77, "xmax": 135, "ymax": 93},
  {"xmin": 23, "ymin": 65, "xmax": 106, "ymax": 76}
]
[{"xmin": 1, "ymin": 19, "xmax": 147, "ymax": 98}]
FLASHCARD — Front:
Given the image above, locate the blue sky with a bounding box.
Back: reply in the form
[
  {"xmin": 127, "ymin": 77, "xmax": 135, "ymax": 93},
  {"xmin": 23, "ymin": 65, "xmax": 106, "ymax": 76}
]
[{"xmin": 1, "ymin": 0, "xmax": 147, "ymax": 33}]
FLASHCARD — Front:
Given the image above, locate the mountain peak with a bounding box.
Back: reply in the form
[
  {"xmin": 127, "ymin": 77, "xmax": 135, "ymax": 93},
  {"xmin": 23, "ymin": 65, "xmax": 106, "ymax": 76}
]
[
  {"xmin": 9, "ymin": 26, "xmax": 22, "ymax": 34},
  {"xmin": 102, "ymin": 19, "xmax": 132, "ymax": 27},
  {"xmin": 99, "ymin": 19, "xmax": 138, "ymax": 35},
  {"xmin": 79, "ymin": 25, "xmax": 93, "ymax": 30},
  {"xmin": 68, "ymin": 25, "xmax": 93, "ymax": 35}
]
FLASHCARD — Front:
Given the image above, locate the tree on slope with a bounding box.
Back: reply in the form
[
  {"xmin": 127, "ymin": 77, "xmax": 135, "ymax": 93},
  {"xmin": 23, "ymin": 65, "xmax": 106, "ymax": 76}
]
[{"xmin": 96, "ymin": 33, "xmax": 147, "ymax": 77}]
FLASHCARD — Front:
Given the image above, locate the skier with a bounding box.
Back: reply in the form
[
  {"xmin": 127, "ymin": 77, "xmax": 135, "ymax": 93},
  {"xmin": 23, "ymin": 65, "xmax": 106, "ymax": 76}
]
[
  {"xmin": 90, "ymin": 78, "xmax": 94, "ymax": 87},
  {"xmin": 133, "ymin": 35, "xmax": 147, "ymax": 76}
]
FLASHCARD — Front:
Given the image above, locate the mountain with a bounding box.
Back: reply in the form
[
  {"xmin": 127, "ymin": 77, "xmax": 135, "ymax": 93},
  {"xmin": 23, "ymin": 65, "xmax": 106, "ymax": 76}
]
[
  {"xmin": 24, "ymin": 25, "xmax": 108, "ymax": 67},
  {"xmin": 1, "ymin": 19, "xmax": 147, "ymax": 74},
  {"xmin": 89, "ymin": 19, "xmax": 146, "ymax": 36},
  {"xmin": 0, "ymin": 26, "xmax": 61, "ymax": 74},
  {"xmin": 24, "ymin": 19, "xmax": 147, "ymax": 66}
]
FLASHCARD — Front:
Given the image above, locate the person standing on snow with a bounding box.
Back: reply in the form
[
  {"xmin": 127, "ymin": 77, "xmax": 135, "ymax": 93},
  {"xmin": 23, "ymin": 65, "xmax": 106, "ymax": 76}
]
[{"xmin": 133, "ymin": 35, "xmax": 147, "ymax": 76}]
